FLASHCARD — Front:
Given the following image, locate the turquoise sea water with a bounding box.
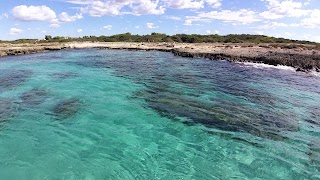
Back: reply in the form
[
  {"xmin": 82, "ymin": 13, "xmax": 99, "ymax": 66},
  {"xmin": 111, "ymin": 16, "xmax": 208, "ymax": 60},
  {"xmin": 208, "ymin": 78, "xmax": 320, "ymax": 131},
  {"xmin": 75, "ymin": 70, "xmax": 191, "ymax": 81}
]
[{"xmin": 0, "ymin": 49, "xmax": 319, "ymax": 179}]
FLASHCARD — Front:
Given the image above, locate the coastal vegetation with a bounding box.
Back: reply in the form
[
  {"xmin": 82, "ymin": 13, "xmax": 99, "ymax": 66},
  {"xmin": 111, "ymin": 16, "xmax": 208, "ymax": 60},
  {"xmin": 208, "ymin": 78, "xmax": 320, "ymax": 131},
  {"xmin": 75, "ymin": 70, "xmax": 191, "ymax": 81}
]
[{"xmin": 1, "ymin": 33, "xmax": 318, "ymax": 45}]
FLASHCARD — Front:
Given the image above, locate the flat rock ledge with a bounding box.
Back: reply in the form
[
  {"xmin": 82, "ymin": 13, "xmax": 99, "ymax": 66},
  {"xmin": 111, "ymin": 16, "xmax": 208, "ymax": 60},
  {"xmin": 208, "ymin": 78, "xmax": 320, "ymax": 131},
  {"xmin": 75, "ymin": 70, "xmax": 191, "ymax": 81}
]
[
  {"xmin": 1, "ymin": 42, "xmax": 319, "ymax": 72},
  {"xmin": 171, "ymin": 50, "xmax": 320, "ymax": 72},
  {"xmin": 0, "ymin": 45, "xmax": 67, "ymax": 57}
]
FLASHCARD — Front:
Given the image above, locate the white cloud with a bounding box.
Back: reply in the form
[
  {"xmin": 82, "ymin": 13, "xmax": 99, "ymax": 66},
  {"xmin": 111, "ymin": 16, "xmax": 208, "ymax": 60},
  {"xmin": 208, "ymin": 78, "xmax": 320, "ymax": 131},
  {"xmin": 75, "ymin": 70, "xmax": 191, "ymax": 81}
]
[
  {"xmin": 304, "ymin": 0, "xmax": 311, "ymax": 6},
  {"xmin": 166, "ymin": 0, "xmax": 204, "ymax": 9},
  {"xmin": 260, "ymin": 0, "xmax": 309, "ymax": 19},
  {"xmin": 146, "ymin": 22, "xmax": 159, "ymax": 28},
  {"xmin": 188, "ymin": 9, "xmax": 260, "ymax": 25},
  {"xmin": 132, "ymin": 0, "xmax": 165, "ymax": 15},
  {"xmin": 305, "ymin": 35, "xmax": 320, "ymax": 42},
  {"xmin": 48, "ymin": 12, "xmax": 82, "ymax": 28},
  {"xmin": 205, "ymin": 0, "xmax": 222, "ymax": 8},
  {"xmin": 9, "ymin": 28, "xmax": 23, "ymax": 35},
  {"xmin": 184, "ymin": 19, "xmax": 193, "ymax": 26},
  {"xmin": 285, "ymin": 31, "xmax": 294, "ymax": 36},
  {"xmin": 257, "ymin": 22, "xmax": 288, "ymax": 29},
  {"xmin": 67, "ymin": 0, "xmax": 219, "ymax": 13},
  {"xmin": 49, "ymin": 18, "xmax": 61, "ymax": 28},
  {"xmin": 301, "ymin": 9, "xmax": 320, "ymax": 28},
  {"xmin": 255, "ymin": 31, "xmax": 264, "ymax": 35},
  {"xmin": 81, "ymin": 0, "xmax": 165, "ymax": 17},
  {"xmin": 256, "ymin": 9, "xmax": 320, "ymax": 28},
  {"xmin": 103, "ymin": 25, "xmax": 112, "ymax": 30},
  {"xmin": 0, "ymin": 13, "xmax": 9, "ymax": 20},
  {"xmin": 84, "ymin": 1, "xmax": 121, "ymax": 16},
  {"xmin": 12, "ymin": 5, "xmax": 56, "ymax": 21},
  {"xmin": 77, "ymin": 28, "xmax": 83, "ymax": 32},
  {"xmin": 64, "ymin": 0, "xmax": 94, "ymax": 5},
  {"xmin": 164, "ymin": 15, "xmax": 182, "ymax": 21},
  {"xmin": 59, "ymin": 12, "xmax": 83, "ymax": 22},
  {"xmin": 50, "ymin": 23, "xmax": 61, "ymax": 28},
  {"xmin": 206, "ymin": 30, "xmax": 211, "ymax": 34},
  {"xmin": 135, "ymin": 25, "xmax": 140, "ymax": 29}
]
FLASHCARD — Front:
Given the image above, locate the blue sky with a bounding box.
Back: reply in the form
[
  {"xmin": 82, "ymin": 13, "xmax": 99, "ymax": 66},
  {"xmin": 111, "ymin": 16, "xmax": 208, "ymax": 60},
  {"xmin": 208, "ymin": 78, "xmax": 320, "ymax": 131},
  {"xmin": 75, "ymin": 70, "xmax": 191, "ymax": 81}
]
[{"xmin": 0, "ymin": 0, "xmax": 320, "ymax": 41}]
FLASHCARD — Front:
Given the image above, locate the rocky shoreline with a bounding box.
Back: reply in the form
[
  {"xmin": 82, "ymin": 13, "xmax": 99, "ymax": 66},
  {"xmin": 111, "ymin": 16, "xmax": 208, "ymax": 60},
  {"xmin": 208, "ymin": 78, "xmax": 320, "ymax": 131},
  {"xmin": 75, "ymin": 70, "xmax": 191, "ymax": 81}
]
[
  {"xmin": 171, "ymin": 50, "xmax": 320, "ymax": 72},
  {"xmin": 1, "ymin": 42, "xmax": 319, "ymax": 72},
  {"xmin": 0, "ymin": 43, "xmax": 68, "ymax": 57}
]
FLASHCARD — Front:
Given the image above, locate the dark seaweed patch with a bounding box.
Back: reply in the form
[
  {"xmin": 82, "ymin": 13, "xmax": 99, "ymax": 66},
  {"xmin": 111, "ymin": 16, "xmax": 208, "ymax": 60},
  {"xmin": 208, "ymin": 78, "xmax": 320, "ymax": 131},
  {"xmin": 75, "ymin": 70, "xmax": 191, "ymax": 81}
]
[
  {"xmin": 71, "ymin": 60, "xmax": 109, "ymax": 69},
  {"xmin": 51, "ymin": 72, "xmax": 78, "ymax": 80},
  {"xmin": 0, "ymin": 69, "xmax": 33, "ymax": 91},
  {"xmin": 306, "ymin": 106, "xmax": 320, "ymax": 127},
  {"xmin": 52, "ymin": 98, "xmax": 82, "ymax": 120},
  {"xmin": 0, "ymin": 98, "xmax": 18, "ymax": 123},
  {"xmin": 308, "ymin": 140, "xmax": 320, "ymax": 159},
  {"xmin": 20, "ymin": 88, "xmax": 49, "ymax": 107},
  {"xmin": 133, "ymin": 84, "xmax": 296, "ymax": 141}
]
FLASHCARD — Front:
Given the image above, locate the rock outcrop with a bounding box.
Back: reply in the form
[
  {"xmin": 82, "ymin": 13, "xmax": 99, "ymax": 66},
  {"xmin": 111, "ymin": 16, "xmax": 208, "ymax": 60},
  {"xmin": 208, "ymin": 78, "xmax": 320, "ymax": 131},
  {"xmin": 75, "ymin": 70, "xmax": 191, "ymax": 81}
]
[{"xmin": 1, "ymin": 42, "xmax": 320, "ymax": 72}]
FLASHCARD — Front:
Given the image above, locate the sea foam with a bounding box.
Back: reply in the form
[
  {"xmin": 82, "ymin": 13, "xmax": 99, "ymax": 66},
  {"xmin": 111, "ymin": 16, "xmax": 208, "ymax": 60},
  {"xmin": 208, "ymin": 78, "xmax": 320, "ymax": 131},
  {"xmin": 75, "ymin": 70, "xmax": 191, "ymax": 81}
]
[{"xmin": 237, "ymin": 62, "xmax": 296, "ymax": 71}]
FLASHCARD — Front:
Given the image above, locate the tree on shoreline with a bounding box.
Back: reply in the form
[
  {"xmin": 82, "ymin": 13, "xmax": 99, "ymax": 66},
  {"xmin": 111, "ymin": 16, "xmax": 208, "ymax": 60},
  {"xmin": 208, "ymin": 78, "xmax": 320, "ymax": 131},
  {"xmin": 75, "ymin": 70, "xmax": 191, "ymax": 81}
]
[
  {"xmin": 45, "ymin": 35, "xmax": 52, "ymax": 41},
  {"xmin": 1, "ymin": 33, "xmax": 318, "ymax": 45}
]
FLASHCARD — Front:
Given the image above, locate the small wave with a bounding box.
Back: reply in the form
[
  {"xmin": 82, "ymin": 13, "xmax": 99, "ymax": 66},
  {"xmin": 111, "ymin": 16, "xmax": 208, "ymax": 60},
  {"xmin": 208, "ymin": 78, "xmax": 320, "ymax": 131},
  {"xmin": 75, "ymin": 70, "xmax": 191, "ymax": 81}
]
[
  {"xmin": 308, "ymin": 71, "xmax": 320, "ymax": 77},
  {"xmin": 237, "ymin": 62, "xmax": 296, "ymax": 71}
]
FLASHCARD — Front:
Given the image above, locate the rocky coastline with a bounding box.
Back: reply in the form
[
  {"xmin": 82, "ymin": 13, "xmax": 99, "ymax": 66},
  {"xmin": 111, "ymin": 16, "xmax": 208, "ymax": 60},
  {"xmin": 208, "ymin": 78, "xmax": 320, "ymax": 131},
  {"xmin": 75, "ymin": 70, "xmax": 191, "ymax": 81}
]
[
  {"xmin": 1, "ymin": 42, "xmax": 319, "ymax": 72},
  {"xmin": 170, "ymin": 50, "xmax": 320, "ymax": 72}
]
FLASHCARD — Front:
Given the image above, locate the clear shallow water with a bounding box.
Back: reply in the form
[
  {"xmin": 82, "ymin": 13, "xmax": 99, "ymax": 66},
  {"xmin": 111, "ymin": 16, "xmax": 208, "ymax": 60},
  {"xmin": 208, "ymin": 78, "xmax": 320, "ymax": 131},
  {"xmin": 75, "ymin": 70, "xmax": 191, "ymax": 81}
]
[{"xmin": 0, "ymin": 49, "xmax": 319, "ymax": 179}]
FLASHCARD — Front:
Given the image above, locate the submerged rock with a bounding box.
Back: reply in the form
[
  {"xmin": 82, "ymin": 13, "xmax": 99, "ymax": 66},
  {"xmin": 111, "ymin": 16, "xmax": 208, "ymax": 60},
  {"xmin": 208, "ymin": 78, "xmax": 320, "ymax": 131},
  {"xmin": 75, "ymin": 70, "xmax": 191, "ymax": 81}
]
[
  {"xmin": 51, "ymin": 72, "xmax": 78, "ymax": 80},
  {"xmin": 0, "ymin": 98, "xmax": 18, "ymax": 123},
  {"xmin": 308, "ymin": 139, "xmax": 320, "ymax": 166},
  {"xmin": 135, "ymin": 87, "xmax": 298, "ymax": 141},
  {"xmin": 20, "ymin": 88, "xmax": 48, "ymax": 107},
  {"xmin": 0, "ymin": 69, "xmax": 33, "ymax": 91},
  {"xmin": 53, "ymin": 98, "xmax": 82, "ymax": 119}
]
